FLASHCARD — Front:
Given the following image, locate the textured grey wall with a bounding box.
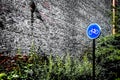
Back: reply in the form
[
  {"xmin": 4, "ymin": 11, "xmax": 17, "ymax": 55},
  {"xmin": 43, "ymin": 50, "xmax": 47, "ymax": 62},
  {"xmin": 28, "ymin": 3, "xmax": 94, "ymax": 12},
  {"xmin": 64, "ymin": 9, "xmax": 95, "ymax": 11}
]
[{"xmin": 0, "ymin": 0, "xmax": 111, "ymax": 55}]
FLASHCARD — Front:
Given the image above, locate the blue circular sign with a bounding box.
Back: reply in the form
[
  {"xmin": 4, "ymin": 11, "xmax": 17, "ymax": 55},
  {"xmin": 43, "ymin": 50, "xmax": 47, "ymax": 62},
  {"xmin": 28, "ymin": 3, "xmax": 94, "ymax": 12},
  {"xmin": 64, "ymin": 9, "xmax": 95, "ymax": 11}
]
[{"xmin": 86, "ymin": 23, "xmax": 101, "ymax": 39}]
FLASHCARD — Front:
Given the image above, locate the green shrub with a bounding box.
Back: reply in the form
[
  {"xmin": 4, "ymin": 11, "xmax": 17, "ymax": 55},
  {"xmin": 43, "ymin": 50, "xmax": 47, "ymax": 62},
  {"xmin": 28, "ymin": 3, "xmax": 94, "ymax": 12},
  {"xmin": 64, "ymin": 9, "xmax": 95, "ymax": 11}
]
[
  {"xmin": 95, "ymin": 34, "xmax": 120, "ymax": 79},
  {"xmin": 0, "ymin": 73, "xmax": 7, "ymax": 80},
  {"xmin": 4, "ymin": 52, "xmax": 92, "ymax": 80},
  {"xmin": 0, "ymin": 40, "xmax": 93, "ymax": 80}
]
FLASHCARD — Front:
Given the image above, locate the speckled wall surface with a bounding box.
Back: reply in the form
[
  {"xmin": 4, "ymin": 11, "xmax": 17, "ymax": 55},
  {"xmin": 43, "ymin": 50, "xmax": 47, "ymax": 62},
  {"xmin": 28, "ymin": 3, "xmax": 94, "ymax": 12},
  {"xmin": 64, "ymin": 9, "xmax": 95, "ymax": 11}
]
[{"xmin": 0, "ymin": 0, "xmax": 111, "ymax": 55}]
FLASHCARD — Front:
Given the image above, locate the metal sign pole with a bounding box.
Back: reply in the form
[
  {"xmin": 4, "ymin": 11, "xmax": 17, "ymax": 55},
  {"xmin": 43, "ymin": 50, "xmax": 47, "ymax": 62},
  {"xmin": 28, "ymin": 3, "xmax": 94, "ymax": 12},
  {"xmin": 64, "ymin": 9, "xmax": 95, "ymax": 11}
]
[
  {"xmin": 93, "ymin": 39, "xmax": 95, "ymax": 80},
  {"xmin": 86, "ymin": 23, "xmax": 101, "ymax": 80}
]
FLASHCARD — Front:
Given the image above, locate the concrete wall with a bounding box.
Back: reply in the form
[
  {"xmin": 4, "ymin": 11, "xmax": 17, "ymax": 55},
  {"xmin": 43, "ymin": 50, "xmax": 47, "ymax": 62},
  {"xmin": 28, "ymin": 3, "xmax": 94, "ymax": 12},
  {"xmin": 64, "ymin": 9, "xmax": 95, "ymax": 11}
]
[{"xmin": 0, "ymin": 0, "xmax": 111, "ymax": 56}]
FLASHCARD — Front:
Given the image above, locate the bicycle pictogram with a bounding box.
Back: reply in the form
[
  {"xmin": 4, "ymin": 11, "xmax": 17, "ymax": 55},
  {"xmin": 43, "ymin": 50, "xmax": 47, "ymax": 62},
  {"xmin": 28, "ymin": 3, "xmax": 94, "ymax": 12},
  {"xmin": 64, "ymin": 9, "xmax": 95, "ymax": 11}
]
[{"xmin": 88, "ymin": 28, "xmax": 99, "ymax": 35}]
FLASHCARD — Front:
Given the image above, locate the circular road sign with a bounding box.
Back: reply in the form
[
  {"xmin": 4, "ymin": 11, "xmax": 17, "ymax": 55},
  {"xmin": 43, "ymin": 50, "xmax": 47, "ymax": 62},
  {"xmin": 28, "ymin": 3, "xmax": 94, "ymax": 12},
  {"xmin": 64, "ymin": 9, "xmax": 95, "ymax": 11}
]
[{"xmin": 86, "ymin": 23, "xmax": 101, "ymax": 39}]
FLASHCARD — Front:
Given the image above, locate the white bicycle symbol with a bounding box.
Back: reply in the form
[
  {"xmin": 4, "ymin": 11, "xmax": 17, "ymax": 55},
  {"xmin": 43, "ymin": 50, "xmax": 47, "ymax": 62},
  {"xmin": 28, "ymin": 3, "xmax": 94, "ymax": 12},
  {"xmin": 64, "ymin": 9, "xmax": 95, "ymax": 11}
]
[{"xmin": 88, "ymin": 29, "xmax": 99, "ymax": 35}]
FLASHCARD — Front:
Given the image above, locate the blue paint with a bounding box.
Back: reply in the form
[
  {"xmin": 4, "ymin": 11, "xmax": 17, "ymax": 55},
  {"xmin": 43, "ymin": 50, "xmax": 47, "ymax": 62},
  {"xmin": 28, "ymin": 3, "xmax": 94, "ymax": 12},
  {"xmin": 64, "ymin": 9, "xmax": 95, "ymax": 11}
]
[{"xmin": 86, "ymin": 23, "xmax": 101, "ymax": 39}]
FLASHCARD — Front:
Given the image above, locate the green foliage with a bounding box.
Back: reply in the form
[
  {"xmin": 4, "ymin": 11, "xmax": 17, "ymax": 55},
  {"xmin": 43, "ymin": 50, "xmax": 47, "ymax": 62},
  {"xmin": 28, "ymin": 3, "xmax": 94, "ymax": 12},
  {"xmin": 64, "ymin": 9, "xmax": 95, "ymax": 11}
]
[
  {"xmin": 0, "ymin": 73, "xmax": 7, "ymax": 80},
  {"xmin": 1, "ymin": 50, "xmax": 92, "ymax": 80},
  {"xmin": 95, "ymin": 34, "xmax": 120, "ymax": 79},
  {"xmin": 86, "ymin": 34, "xmax": 120, "ymax": 79},
  {"xmin": 116, "ymin": 0, "xmax": 120, "ymax": 33}
]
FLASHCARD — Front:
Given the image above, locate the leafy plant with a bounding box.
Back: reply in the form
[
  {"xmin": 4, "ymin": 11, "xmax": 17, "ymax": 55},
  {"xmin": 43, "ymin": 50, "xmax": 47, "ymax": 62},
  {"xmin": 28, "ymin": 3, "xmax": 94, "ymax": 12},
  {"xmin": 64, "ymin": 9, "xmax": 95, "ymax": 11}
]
[
  {"xmin": 0, "ymin": 73, "xmax": 7, "ymax": 80},
  {"xmin": 0, "ymin": 41, "xmax": 93, "ymax": 80},
  {"xmin": 95, "ymin": 34, "xmax": 120, "ymax": 79}
]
